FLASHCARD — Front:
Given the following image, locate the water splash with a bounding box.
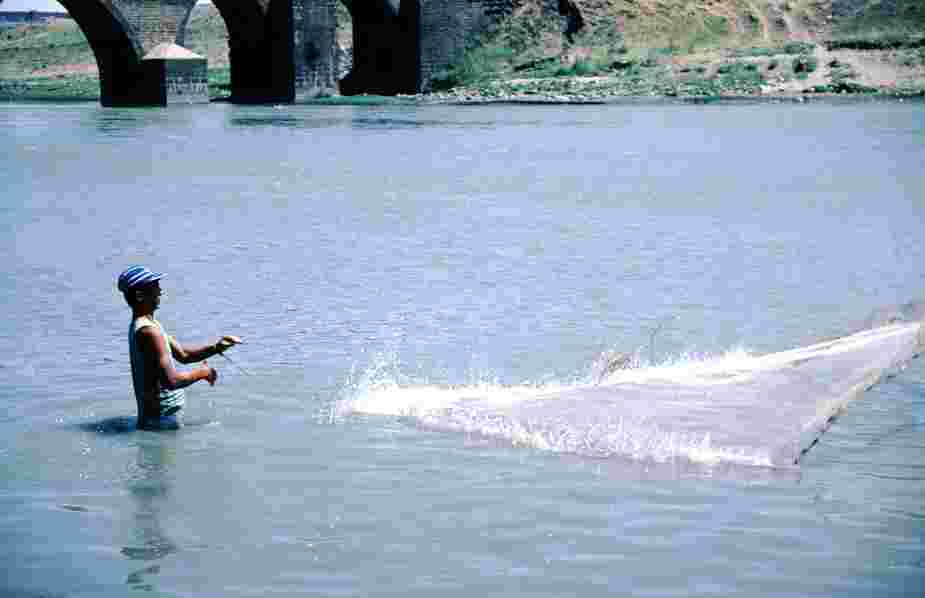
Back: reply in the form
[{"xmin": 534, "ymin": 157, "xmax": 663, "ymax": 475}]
[{"xmin": 342, "ymin": 320, "xmax": 924, "ymax": 468}]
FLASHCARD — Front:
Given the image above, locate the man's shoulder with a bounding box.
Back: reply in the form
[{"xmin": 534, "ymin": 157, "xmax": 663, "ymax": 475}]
[
  {"xmin": 134, "ymin": 320, "xmax": 163, "ymax": 346},
  {"xmin": 132, "ymin": 316, "xmax": 158, "ymax": 332}
]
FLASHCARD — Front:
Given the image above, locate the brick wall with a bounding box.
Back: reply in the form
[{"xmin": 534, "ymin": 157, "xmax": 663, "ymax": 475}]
[
  {"xmin": 162, "ymin": 57, "xmax": 210, "ymax": 104},
  {"xmin": 108, "ymin": 0, "xmax": 197, "ymax": 55},
  {"xmin": 293, "ymin": 0, "xmax": 338, "ymax": 96}
]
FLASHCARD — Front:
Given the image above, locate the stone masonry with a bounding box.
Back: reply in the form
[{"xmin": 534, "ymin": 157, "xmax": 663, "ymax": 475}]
[
  {"xmin": 143, "ymin": 42, "xmax": 210, "ymax": 104},
  {"xmin": 58, "ymin": 0, "xmax": 202, "ymax": 106},
  {"xmin": 56, "ymin": 0, "xmax": 532, "ymax": 106}
]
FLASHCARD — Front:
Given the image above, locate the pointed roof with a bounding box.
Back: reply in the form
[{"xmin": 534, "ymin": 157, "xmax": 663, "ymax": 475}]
[{"xmin": 143, "ymin": 43, "xmax": 204, "ymax": 61}]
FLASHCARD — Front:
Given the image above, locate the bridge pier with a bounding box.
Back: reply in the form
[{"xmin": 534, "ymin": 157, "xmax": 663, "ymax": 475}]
[
  {"xmin": 293, "ymin": 0, "xmax": 339, "ymax": 97},
  {"xmin": 216, "ymin": 0, "xmax": 296, "ymax": 103},
  {"xmin": 339, "ymin": 0, "xmax": 420, "ymax": 96}
]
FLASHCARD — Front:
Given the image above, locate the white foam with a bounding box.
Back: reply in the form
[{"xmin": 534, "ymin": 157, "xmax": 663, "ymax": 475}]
[{"xmin": 342, "ymin": 323, "xmax": 924, "ymax": 468}]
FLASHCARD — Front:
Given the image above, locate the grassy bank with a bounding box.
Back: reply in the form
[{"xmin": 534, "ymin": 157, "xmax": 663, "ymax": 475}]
[
  {"xmin": 0, "ymin": 10, "xmax": 236, "ymax": 102},
  {"xmin": 1, "ymin": 1, "xmax": 924, "ymax": 103},
  {"xmin": 430, "ymin": 0, "xmax": 925, "ymax": 101}
]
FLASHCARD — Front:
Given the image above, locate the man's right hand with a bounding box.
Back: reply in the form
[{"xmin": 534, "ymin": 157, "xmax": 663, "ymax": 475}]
[{"xmin": 201, "ymin": 361, "xmax": 218, "ymax": 386}]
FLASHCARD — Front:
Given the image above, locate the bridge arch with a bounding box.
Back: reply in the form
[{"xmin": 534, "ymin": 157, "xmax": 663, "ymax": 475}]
[
  {"xmin": 339, "ymin": 0, "xmax": 421, "ymax": 95},
  {"xmin": 205, "ymin": 0, "xmax": 422, "ymax": 100},
  {"xmin": 56, "ymin": 0, "xmax": 205, "ymax": 106},
  {"xmin": 57, "ymin": 0, "xmax": 145, "ymax": 106},
  {"xmin": 51, "ymin": 0, "xmax": 506, "ymax": 105},
  {"xmin": 211, "ymin": 0, "xmax": 295, "ymax": 103}
]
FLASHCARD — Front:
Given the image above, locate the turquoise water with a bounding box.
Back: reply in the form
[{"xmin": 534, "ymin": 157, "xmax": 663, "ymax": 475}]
[{"xmin": 2, "ymin": 101, "xmax": 924, "ymax": 596}]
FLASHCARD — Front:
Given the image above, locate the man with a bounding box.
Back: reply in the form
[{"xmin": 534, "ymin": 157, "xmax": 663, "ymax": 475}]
[
  {"xmin": 594, "ymin": 350, "xmax": 633, "ymax": 385},
  {"xmin": 118, "ymin": 265, "xmax": 241, "ymax": 430}
]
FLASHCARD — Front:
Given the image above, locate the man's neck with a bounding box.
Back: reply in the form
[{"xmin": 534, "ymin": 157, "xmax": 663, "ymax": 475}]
[{"xmin": 132, "ymin": 306, "xmax": 155, "ymax": 320}]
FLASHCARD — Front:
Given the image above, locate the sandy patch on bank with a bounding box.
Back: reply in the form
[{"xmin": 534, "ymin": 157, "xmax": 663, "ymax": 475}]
[
  {"xmin": 833, "ymin": 49, "xmax": 925, "ymax": 90},
  {"xmin": 769, "ymin": 46, "xmax": 925, "ymax": 93},
  {"xmin": 764, "ymin": 45, "xmax": 832, "ymax": 93}
]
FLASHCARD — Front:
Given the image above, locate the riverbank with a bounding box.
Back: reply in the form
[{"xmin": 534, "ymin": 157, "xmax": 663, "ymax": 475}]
[
  {"xmin": 4, "ymin": 51, "xmax": 923, "ymax": 105},
  {"xmin": 2, "ymin": 3, "xmax": 924, "ymax": 104}
]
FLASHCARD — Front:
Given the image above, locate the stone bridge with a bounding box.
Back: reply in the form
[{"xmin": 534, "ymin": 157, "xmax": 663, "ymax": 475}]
[{"xmin": 58, "ymin": 0, "xmax": 517, "ymax": 106}]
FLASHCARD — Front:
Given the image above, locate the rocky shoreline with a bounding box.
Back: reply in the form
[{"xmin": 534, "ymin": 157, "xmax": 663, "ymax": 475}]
[
  {"xmin": 410, "ymin": 90, "xmax": 924, "ymax": 106},
  {"xmin": 4, "ymin": 86, "xmax": 922, "ymax": 106}
]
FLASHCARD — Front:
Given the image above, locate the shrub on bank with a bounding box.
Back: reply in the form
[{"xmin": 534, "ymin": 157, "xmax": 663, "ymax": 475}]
[
  {"xmin": 431, "ymin": 45, "xmax": 515, "ymax": 91},
  {"xmin": 0, "ymin": 74, "xmax": 99, "ymax": 100},
  {"xmin": 810, "ymin": 81, "xmax": 879, "ymax": 94},
  {"xmin": 782, "ymin": 41, "xmax": 815, "ymax": 55},
  {"xmin": 792, "ymin": 55, "xmax": 818, "ymax": 79},
  {"xmin": 826, "ymin": 34, "xmax": 925, "ymax": 51},
  {"xmin": 714, "ymin": 60, "xmax": 765, "ymax": 92},
  {"xmin": 898, "ymin": 49, "xmax": 925, "ymax": 67},
  {"xmin": 208, "ymin": 67, "xmax": 231, "ymax": 99}
]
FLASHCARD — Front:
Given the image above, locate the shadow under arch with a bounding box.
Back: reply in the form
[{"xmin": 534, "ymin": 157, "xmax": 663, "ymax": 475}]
[
  {"xmin": 57, "ymin": 0, "xmax": 156, "ymax": 106},
  {"xmin": 340, "ymin": 0, "xmax": 421, "ymax": 95},
  {"xmin": 212, "ymin": 0, "xmax": 295, "ymax": 103}
]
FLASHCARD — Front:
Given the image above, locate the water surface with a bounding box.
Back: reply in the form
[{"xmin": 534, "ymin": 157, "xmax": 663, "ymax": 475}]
[{"xmin": 2, "ymin": 101, "xmax": 924, "ymax": 596}]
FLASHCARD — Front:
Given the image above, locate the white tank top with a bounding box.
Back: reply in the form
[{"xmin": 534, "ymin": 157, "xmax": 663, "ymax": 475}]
[{"xmin": 129, "ymin": 316, "xmax": 186, "ymax": 420}]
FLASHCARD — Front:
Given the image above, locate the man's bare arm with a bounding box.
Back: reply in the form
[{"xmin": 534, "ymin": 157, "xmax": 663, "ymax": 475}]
[
  {"xmin": 170, "ymin": 335, "xmax": 241, "ymax": 364},
  {"xmin": 138, "ymin": 327, "xmax": 216, "ymax": 389}
]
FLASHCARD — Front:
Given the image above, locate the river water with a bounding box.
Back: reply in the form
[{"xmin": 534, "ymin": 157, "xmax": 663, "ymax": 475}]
[{"xmin": 2, "ymin": 100, "xmax": 924, "ymax": 596}]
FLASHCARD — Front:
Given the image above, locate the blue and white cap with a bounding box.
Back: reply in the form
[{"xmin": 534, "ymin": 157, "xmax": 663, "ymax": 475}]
[{"xmin": 117, "ymin": 265, "xmax": 164, "ymax": 293}]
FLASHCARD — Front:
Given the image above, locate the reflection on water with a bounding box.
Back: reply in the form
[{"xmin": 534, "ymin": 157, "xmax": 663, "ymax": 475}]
[
  {"xmin": 122, "ymin": 437, "xmax": 178, "ymax": 591},
  {"xmin": 83, "ymin": 107, "xmax": 174, "ymax": 138},
  {"xmin": 229, "ymin": 113, "xmax": 303, "ymax": 128},
  {"xmin": 223, "ymin": 105, "xmax": 498, "ymax": 130}
]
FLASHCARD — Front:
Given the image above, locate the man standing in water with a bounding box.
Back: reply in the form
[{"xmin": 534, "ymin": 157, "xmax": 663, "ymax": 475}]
[{"xmin": 118, "ymin": 266, "xmax": 241, "ymax": 430}]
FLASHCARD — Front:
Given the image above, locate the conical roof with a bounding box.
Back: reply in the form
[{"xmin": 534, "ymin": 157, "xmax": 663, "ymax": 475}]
[{"xmin": 143, "ymin": 43, "xmax": 204, "ymax": 60}]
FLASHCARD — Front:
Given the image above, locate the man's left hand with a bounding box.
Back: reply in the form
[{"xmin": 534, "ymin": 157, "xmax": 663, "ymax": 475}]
[{"xmin": 215, "ymin": 335, "xmax": 243, "ymax": 353}]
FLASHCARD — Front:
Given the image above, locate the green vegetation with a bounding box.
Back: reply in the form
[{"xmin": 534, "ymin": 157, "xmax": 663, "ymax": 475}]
[
  {"xmin": 553, "ymin": 58, "xmax": 600, "ymax": 78},
  {"xmin": 300, "ymin": 94, "xmax": 415, "ymax": 106},
  {"xmin": 0, "ymin": 74, "xmax": 99, "ymax": 100},
  {"xmin": 810, "ymin": 58, "xmax": 875, "ymax": 94},
  {"xmin": 716, "ymin": 60, "xmax": 765, "ymax": 92},
  {"xmin": 431, "ymin": 45, "xmax": 515, "ymax": 90},
  {"xmin": 733, "ymin": 41, "xmax": 815, "ymax": 58},
  {"xmin": 430, "ymin": 1, "xmax": 870, "ymax": 99},
  {"xmin": 185, "ymin": 7, "xmax": 230, "ymax": 66},
  {"xmin": 791, "ymin": 54, "xmax": 817, "ymax": 79},
  {"xmin": 830, "ymin": 0, "xmax": 925, "ymax": 50},
  {"xmin": 897, "ymin": 49, "xmax": 925, "ymax": 68},
  {"xmin": 208, "ymin": 67, "xmax": 231, "ymax": 97},
  {"xmin": 433, "ymin": 6, "xmax": 626, "ymax": 90},
  {"xmin": 827, "ymin": 34, "xmax": 925, "ymax": 51},
  {"xmin": 678, "ymin": 14, "xmax": 731, "ymax": 54},
  {"xmin": 0, "ymin": 20, "xmax": 94, "ymax": 79},
  {"xmin": 832, "ymin": 0, "xmax": 925, "ymax": 36}
]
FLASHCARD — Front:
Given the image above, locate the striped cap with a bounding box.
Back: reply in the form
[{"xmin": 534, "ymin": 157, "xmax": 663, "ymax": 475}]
[{"xmin": 117, "ymin": 265, "xmax": 164, "ymax": 292}]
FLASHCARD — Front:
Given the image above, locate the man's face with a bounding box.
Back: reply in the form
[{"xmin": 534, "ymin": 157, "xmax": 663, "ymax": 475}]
[{"xmin": 137, "ymin": 281, "xmax": 162, "ymax": 310}]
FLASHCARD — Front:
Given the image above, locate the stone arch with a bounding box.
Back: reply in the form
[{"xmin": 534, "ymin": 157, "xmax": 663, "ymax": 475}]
[
  {"xmin": 212, "ymin": 0, "xmax": 295, "ymax": 103},
  {"xmin": 339, "ymin": 0, "xmax": 421, "ymax": 95},
  {"xmin": 56, "ymin": 0, "xmax": 207, "ymax": 106},
  {"xmin": 56, "ymin": 0, "xmax": 146, "ymax": 106}
]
